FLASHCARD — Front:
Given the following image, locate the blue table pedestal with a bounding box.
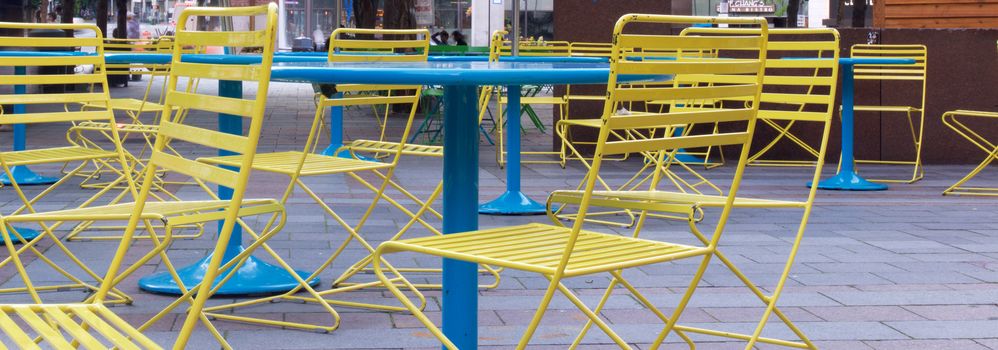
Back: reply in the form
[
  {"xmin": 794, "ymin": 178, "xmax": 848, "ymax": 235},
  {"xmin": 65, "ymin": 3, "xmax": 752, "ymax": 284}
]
[
  {"xmin": 673, "ymin": 152, "xmax": 707, "ymax": 164},
  {"xmin": 810, "ymin": 60, "xmax": 890, "ymax": 191},
  {"xmin": 0, "ymin": 165, "xmax": 58, "ymax": 186},
  {"xmin": 479, "ymin": 85, "xmax": 546, "ymax": 215},
  {"xmin": 478, "ymin": 190, "xmax": 546, "ymax": 215},
  {"xmin": 1, "ymin": 225, "xmax": 41, "ymax": 245},
  {"xmin": 809, "ymin": 172, "xmax": 887, "ymax": 191},
  {"xmin": 137, "ymin": 80, "xmax": 317, "ymax": 295},
  {"xmin": 321, "ymin": 97, "xmax": 376, "ymax": 161},
  {"xmin": 138, "ymin": 248, "xmax": 318, "ymax": 295}
]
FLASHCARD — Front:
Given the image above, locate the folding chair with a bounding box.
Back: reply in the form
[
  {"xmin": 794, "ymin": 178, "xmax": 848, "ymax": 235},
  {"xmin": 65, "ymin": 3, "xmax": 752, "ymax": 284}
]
[
  {"xmin": 678, "ymin": 28, "xmax": 839, "ymax": 169},
  {"xmin": 63, "ymin": 40, "xmax": 208, "ymax": 242},
  {"xmin": 0, "ymin": 22, "xmax": 136, "ymax": 303},
  {"xmin": 850, "ymin": 44, "xmax": 927, "ymax": 183},
  {"xmin": 554, "ymin": 47, "xmax": 726, "ymax": 228},
  {"xmin": 941, "ymin": 110, "xmax": 998, "ymax": 196},
  {"xmin": 560, "ymin": 27, "xmax": 838, "ymax": 350},
  {"xmin": 0, "ymin": 5, "xmax": 311, "ymax": 348},
  {"xmin": 336, "ymin": 29, "xmax": 506, "ymax": 292},
  {"xmin": 369, "ymin": 14, "xmax": 770, "ymax": 349},
  {"xmin": 494, "ymin": 40, "xmax": 572, "ymax": 167},
  {"xmin": 198, "ymin": 27, "xmax": 441, "ymax": 332}
]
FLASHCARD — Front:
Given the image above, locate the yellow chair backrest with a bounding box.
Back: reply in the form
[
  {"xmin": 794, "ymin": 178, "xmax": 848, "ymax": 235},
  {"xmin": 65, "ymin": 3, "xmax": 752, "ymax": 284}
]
[
  {"xmin": 327, "ymin": 28, "xmax": 430, "ymax": 62},
  {"xmin": 571, "ymin": 14, "xmax": 768, "ymax": 254},
  {"xmin": 851, "ymin": 44, "xmax": 926, "ymax": 82},
  {"xmin": 0, "ymin": 23, "xmax": 114, "ymax": 125},
  {"xmin": 569, "ymin": 42, "xmax": 614, "ymax": 57},
  {"xmin": 679, "ymin": 27, "xmax": 840, "ymax": 123},
  {"xmin": 501, "ymin": 40, "xmax": 571, "ymax": 56},
  {"xmin": 94, "ymin": 3, "xmax": 279, "ymax": 301},
  {"xmin": 489, "ymin": 30, "xmax": 508, "ymax": 62},
  {"xmin": 103, "ymin": 37, "xmax": 173, "ymax": 76}
]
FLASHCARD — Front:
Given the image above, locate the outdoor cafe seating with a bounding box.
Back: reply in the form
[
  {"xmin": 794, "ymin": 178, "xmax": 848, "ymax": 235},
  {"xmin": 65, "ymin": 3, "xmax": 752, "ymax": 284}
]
[{"xmin": 0, "ymin": 3, "xmax": 994, "ymax": 349}]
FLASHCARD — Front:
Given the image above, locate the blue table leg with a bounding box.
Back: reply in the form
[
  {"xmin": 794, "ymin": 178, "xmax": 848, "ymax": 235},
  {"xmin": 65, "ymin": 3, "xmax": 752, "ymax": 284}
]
[
  {"xmin": 320, "ymin": 92, "xmax": 375, "ymax": 161},
  {"xmin": 442, "ymin": 85, "xmax": 479, "ymax": 349},
  {"xmin": 1, "ymin": 66, "xmax": 51, "ymax": 245},
  {"xmin": 809, "ymin": 64, "xmax": 887, "ymax": 191},
  {"xmin": 1, "ymin": 67, "xmax": 57, "ymax": 187},
  {"xmin": 138, "ymin": 80, "xmax": 317, "ymax": 295},
  {"xmin": 479, "ymin": 85, "xmax": 546, "ymax": 215},
  {"xmin": 672, "ymin": 127, "xmax": 707, "ymax": 164}
]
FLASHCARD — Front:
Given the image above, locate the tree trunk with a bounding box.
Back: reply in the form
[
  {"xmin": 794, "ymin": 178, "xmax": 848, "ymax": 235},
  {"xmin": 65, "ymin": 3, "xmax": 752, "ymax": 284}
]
[
  {"xmin": 852, "ymin": 0, "xmax": 867, "ymax": 27},
  {"xmin": 382, "ymin": 0, "xmax": 417, "ymax": 112},
  {"xmin": 786, "ymin": 0, "xmax": 799, "ymax": 28},
  {"xmin": 40, "ymin": 0, "xmax": 49, "ymax": 22},
  {"xmin": 97, "ymin": 0, "xmax": 108, "ymax": 36},
  {"xmin": 115, "ymin": 0, "xmax": 127, "ymax": 38},
  {"xmin": 62, "ymin": 0, "xmax": 76, "ymax": 36},
  {"xmin": 383, "ymin": 0, "xmax": 416, "ymax": 36},
  {"xmin": 353, "ymin": 0, "xmax": 377, "ymax": 38}
]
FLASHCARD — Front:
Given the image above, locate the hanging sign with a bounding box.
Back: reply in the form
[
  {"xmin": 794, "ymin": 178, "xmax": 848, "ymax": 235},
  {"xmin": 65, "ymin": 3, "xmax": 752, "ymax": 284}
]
[{"xmin": 415, "ymin": 0, "xmax": 434, "ymax": 27}]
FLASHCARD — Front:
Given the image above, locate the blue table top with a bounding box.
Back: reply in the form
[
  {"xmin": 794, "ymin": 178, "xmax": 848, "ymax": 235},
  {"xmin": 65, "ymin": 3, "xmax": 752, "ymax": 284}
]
[
  {"xmin": 839, "ymin": 57, "xmax": 916, "ymax": 65},
  {"xmin": 268, "ymin": 60, "xmax": 659, "ymax": 86},
  {"xmin": 100, "ymin": 53, "xmax": 606, "ymax": 65}
]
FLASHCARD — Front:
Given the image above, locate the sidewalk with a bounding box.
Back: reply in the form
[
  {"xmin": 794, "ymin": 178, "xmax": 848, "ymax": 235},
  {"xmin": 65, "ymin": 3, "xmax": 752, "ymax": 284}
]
[{"xmin": 2, "ymin": 79, "xmax": 997, "ymax": 349}]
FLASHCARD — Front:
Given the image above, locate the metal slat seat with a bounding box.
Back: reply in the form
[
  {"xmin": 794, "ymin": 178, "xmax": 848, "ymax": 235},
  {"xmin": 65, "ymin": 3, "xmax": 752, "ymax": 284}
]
[
  {"xmin": 72, "ymin": 121, "xmax": 160, "ymax": 133},
  {"xmin": 1, "ymin": 147, "xmax": 117, "ymax": 166},
  {"xmin": 82, "ymin": 98, "xmax": 177, "ymax": 113},
  {"xmin": 383, "ymin": 223, "xmax": 704, "ymax": 277},
  {"xmin": 345, "ymin": 140, "xmax": 443, "ymax": 157},
  {"xmin": 8, "ymin": 198, "xmax": 279, "ymax": 223},
  {"xmin": 0, "ymin": 304, "xmax": 161, "ymax": 350},
  {"xmin": 199, "ymin": 151, "xmax": 393, "ymax": 176}
]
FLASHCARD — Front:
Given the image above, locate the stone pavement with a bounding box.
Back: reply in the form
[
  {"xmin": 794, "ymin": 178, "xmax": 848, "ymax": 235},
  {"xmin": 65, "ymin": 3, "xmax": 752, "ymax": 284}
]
[{"xmin": 2, "ymin": 79, "xmax": 997, "ymax": 349}]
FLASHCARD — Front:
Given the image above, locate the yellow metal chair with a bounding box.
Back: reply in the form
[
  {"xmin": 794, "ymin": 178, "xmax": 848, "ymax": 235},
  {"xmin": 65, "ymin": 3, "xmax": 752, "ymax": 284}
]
[
  {"xmin": 334, "ymin": 29, "xmax": 506, "ymax": 292},
  {"xmin": 494, "ymin": 39, "xmax": 572, "ymax": 167},
  {"xmin": 679, "ymin": 28, "xmax": 839, "ymax": 168},
  {"xmin": 0, "ymin": 22, "xmax": 136, "ymax": 303},
  {"xmin": 370, "ymin": 14, "xmax": 770, "ymax": 349},
  {"xmin": 0, "ymin": 5, "xmax": 306, "ymax": 348},
  {"xmin": 560, "ymin": 27, "xmax": 838, "ymax": 350},
  {"xmin": 197, "ymin": 27, "xmax": 436, "ymax": 332},
  {"xmin": 850, "ymin": 44, "xmax": 927, "ymax": 183},
  {"xmin": 941, "ymin": 110, "xmax": 998, "ymax": 196},
  {"xmin": 554, "ymin": 47, "xmax": 726, "ymax": 228}
]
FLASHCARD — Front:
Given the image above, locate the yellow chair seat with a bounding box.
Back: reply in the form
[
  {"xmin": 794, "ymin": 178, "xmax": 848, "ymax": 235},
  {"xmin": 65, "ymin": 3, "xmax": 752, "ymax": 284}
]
[
  {"xmin": 82, "ymin": 98, "xmax": 176, "ymax": 113},
  {"xmin": 553, "ymin": 190, "xmax": 806, "ymax": 209},
  {"xmin": 345, "ymin": 140, "xmax": 443, "ymax": 157},
  {"xmin": 381, "ymin": 222, "xmax": 705, "ymax": 277},
  {"xmin": 1, "ymin": 146, "xmax": 117, "ymax": 166},
  {"xmin": 198, "ymin": 151, "xmax": 392, "ymax": 176},
  {"xmin": 499, "ymin": 96, "xmax": 568, "ymax": 105},
  {"xmin": 852, "ymin": 105, "xmax": 920, "ymax": 112},
  {"xmin": 0, "ymin": 304, "xmax": 161, "ymax": 350},
  {"xmin": 73, "ymin": 121, "xmax": 160, "ymax": 134},
  {"xmin": 6, "ymin": 198, "xmax": 279, "ymax": 223}
]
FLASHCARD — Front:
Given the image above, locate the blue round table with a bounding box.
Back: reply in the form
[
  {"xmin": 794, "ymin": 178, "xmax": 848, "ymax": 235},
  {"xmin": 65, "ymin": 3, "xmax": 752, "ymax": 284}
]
[{"xmin": 809, "ymin": 57, "xmax": 916, "ymax": 191}]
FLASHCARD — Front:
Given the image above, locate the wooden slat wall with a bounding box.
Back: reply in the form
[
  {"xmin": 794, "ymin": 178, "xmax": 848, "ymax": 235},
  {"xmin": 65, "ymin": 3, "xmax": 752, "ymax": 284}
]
[{"xmin": 875, "ymin": 0, "xmax": 998, "ymax": 28}]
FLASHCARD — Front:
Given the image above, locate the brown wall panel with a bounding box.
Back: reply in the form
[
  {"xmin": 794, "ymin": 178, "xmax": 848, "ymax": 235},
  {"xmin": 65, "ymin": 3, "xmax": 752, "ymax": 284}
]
[{"xmin": 546, "ymin": 20, "xmax": 998, "ymax": 164}]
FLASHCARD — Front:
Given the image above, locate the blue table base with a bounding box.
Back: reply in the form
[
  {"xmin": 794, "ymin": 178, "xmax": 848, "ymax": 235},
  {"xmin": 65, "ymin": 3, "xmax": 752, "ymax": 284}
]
[
  {"xmin": 138, "ymin": 250, "xmax": 318, "ymax": 296},
  {"xmin": 808, "ymin": 171, "xmax": 887, "ymax": 191},
  {"xmin": 478, "ymin": 190, "xmax": 546, "ymax": 215},
  {"xmin": 0, "ymin": 166, "xmax": 58, "ymax": 186},
  {"xmin": 1, "ymin": 225, "xmax": 41, "ymax": 245}
]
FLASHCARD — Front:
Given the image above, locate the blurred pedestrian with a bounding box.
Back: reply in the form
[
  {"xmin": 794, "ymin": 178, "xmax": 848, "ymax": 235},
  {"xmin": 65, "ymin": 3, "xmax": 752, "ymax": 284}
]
[
  {"xmin": 431, "ymin": 28, "xmax": 449, "ymax": 45},
  {"xmin": 452, "ymin": 30, "xmax": 467, "ymax": 46}
]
